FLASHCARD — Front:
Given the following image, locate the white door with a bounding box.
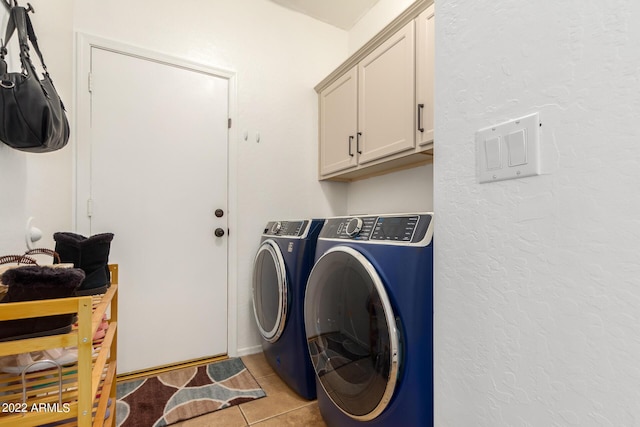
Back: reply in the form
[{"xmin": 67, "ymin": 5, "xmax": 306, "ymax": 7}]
[{"xmin": 77, "ymin": 44, "xmax": 230, "ymax": 373}]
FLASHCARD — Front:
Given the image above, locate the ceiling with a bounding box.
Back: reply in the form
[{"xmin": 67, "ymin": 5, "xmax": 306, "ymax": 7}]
[{"xmin": 269, "ymin": 0, "xmax": 380, "ymax": 30}]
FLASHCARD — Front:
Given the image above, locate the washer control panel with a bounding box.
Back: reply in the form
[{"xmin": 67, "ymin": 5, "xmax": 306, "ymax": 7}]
[
  {"xmin": 371, "ymin": 215, "xmax": 419, "ymax": 242},
  {"xmin": 263, "ymin": 220, "xmax": 309, "ymax": 237},
  {"xmin": 319, "ymin": 213, "xmax": 433, "ymax": 245}
]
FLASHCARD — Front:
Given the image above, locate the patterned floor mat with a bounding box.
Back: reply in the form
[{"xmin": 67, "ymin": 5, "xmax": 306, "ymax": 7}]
[{"xmin": 116, "ymin": 358, "xmax": 266, "ymax": 426}]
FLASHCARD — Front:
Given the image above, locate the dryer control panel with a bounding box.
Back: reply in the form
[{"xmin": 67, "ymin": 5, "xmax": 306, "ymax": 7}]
[
  {"xmin": 319, "ymin": 213, "xmax": 433, "ymax": 245},
  {"xmin": 263, "ymin": 220, "xmax": 310, "ymax": 237}
]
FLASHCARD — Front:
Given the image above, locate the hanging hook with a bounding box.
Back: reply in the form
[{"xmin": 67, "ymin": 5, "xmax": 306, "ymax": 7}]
[{"xmin": 1, "ymin": 1, "xmax": 35, "ymax": 13}]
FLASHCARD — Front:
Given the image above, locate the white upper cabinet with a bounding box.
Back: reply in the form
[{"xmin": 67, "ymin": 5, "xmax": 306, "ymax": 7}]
[
  {"xmin": 319, "ymin": 67, "xmax": 358, "ymax": 176},
  {"xmin": 416, "ymin": 4, "xmax": 435, "ymax": 147},
  {"xmin": 316, "ymin": 0, "xmax": 434, "ymax": 181},
  {"xmin": 358, "ymin": 21, "xmax": 415, "ymax": 165}
]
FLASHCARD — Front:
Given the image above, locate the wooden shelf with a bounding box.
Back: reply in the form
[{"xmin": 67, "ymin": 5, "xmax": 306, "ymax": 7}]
[{"xmin": 0, "ymin": 283, "xmax": 118, "ymax": 427}]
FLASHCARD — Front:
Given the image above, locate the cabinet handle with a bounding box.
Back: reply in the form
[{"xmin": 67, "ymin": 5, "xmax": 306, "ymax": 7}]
[
  {"xmin": 348, "ymin": 135, "xmax": 354, "ymax": 157},
  {"xmin": 418, "ymin": 104, "xmax": 425, "ymax": 133},
  {"xmin": 357, "ymin": 132, "xmax": 362, "ymax": 154}
]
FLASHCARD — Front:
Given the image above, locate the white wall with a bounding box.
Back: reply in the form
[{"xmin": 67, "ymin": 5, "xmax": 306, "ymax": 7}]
[
  {"xmin": 345, "ymin": 0, "xmax": 433, "ymax": 216},
  {"xmin": 347, "ymin": 164, "xmax": 433, "ymax": 215},
  {"xmin": 349, "ymin": 0, "xmax": 416, "ymax": 54},
  {"xmin": 72, "ymin": 0, "xmax": 348, "ymax": 355},
  {"xmin": 0, "ymin": 1, "xmax": 74, "ymax": 256},
  {"xmin": 436, "ymin": 1, "xmax": 640, "ymax": 425}
]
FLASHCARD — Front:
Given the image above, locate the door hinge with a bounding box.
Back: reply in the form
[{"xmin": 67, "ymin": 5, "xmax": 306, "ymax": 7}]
[
  {"xmin": 87, "ymin": 198, "xmax": 93, "ymax": 218},
  {"xmin": 88, "ymin": 72, "xmax": 93, "ymax": 93},
  {"xmin": 228, "ymin": 118, "xmax": 232, "ymax": 129}
]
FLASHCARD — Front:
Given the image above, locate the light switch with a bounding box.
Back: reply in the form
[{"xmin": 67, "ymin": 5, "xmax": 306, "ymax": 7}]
[
  {"xmin": 476, "ymin": 112, "xmax": 540, "ymax": 183},
  {"xmin": 506, "ymin": 130, "xmax": 527, "ymax": 166},
  {"xmin": 485, "ymin": 137, "xmax": 501, "ymax": 169}
]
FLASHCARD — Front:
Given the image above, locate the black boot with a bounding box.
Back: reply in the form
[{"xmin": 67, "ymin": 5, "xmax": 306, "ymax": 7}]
[
  {"xmin": 0, "ymin": 266, "xmax": 85, "ymax": 341},
  {"xmin": 53, "ymin": 232, "xmax": 114, "ymax": 296}
]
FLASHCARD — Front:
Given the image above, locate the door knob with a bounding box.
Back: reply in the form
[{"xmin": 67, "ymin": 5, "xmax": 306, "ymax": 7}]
[
  {"xmin": 215, "ymin": 209, "xmax": 224, "ymax": 218},
  {"xmin": 214, "ymin": 228, "xmax": 225, "ymax": 237}
]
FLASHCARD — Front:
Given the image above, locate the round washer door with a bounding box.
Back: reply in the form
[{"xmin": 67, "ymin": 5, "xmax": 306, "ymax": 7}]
[
  {"xmin": 252, "ymin": 239, "xmax": 288, "ymax": 343},
  {"xmin": 304, "ymin": 246, "xmax": 399, "ymax": 421}
]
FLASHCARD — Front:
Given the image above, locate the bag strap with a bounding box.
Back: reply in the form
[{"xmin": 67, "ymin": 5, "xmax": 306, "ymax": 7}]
[
  {"xmin": 2, "ymin": 6, "xmax": 46, "ymax": 74},
  {"xmin": 1, "ymin": 7, "xmax": 30, "ymax": 71},
  {"xmin": 1, "ymin": 2, "xmax": 33, "ymax": 53},
  {"xmin": 1, "ymin": 6, "xmax": 16, "ymax": 59},
  {"xmin": 23, "ymin": 8, "xmax": 47, "ymax": 74},
  {"xmin": 13, "ymin": 6, "xmax": 36, "ymax": 72},
  {"xmin": 0, "ymin": 6, "xmax": 55, "ymax": 99}
]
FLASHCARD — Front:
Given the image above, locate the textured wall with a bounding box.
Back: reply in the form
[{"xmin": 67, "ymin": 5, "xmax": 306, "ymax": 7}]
[{"xmin": 435, "ymin": 1, "xmax": 640, "ymax": 425}]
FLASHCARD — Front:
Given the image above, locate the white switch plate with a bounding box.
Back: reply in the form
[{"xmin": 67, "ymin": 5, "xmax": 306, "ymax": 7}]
[{"xmin": 476, "ymin": 112, "xmax": 540, "ymax": 183}]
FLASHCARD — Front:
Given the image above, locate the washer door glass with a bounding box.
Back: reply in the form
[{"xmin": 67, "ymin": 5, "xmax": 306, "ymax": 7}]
[
  {"xmin": 305, "ymin": 246, "xmax": 399, "ymax": 421},
  {"xmin": 252, "ymin": 240, "xmax": 288, "ymax": 342}
]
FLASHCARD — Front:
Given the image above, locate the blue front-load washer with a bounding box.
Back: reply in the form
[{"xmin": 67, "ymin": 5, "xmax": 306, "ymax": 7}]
[
  {"xmin": 252, "ymin": 219, "xmax": 323, "ymax": 400},
  {"xmin": 304, "ymin": 213, "xmax": 434, "ymax": 426}
]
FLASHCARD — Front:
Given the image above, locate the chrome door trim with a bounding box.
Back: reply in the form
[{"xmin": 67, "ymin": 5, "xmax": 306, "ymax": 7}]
[
  {"xmin": 252, "ymin": 239, "xmax": 288, "ymax": 343},
  {"xmin": 306, "ymin": 245, "xmax": 400, "ymax": 421}
]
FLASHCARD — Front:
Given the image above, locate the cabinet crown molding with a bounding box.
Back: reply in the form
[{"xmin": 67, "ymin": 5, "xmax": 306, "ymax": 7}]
[{"xmin": 315, "ymin": 0, "xmax": 433, "ymax": 93}]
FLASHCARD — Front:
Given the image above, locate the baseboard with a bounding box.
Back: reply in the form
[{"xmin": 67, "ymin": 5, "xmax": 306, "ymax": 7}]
[
  {"xmin": 117, "ymin": 354, "xmax": 228, "ymax": 382},
  {"xmin": 236, "ymin": 344, "xmax": 263, "ymax": 357}
]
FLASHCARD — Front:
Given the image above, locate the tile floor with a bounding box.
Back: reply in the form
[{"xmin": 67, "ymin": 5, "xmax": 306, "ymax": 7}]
[{"xmin": 173, "ymin": 352, "xmax": 327, "ymax": 427}]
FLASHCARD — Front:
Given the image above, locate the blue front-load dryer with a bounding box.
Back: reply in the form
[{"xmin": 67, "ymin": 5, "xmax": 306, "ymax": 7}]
[
  {"xmin": 252, "ymin": 219, "xmax": 323, "ymax": 400},
  {"xmin": 304, "ymin": 213, "xmax": 434, "ymax": 426}
]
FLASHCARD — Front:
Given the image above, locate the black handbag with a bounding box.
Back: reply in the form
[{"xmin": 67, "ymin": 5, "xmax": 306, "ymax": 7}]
[{"xmin": 0, "ymin": 5, "xmax": 69, "ymax": 153}]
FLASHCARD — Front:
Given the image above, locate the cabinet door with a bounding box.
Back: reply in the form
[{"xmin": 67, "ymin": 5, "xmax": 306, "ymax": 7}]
[
  {"xmin": 319, "ymin": 67, "xmax": 358, "ymax": 176},
  {"xmin": 416, "ymin": 4, "xmax": 435, "ymax": 147},
  {"xmin": 358, "ymin": 21, "xmax": 415, "ymax": 165}
]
